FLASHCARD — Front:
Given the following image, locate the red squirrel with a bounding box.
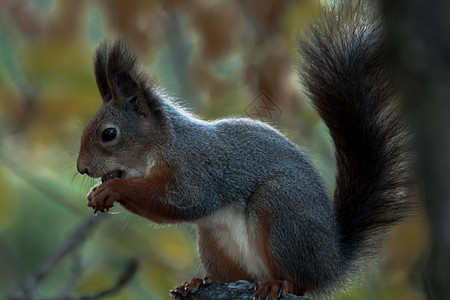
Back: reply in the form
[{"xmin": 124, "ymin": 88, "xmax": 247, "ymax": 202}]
[{"xmin": 77, "ymin": 2, "xmax": 412, "ymax": 299}]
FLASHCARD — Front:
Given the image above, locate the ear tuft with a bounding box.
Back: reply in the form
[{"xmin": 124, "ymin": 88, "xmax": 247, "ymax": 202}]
[
  {"xmin": 107, "ymin": 41, "xmax": 137, "ymax": 74},
  {"xmin": 94, "ymin": 40, "xmax": 165, "ymax": 122},
  {"xmin": 94, "ymin": 40, "xmax": 112, "ymax": 101},
  {"xmin": 106, "ymin": 41, "xmax": 139, "ymax": 103}
]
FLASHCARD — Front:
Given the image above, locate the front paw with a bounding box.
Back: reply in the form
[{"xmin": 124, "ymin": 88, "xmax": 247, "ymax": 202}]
[
  {"xmin": 86, "ymin": 180, "xmax": 120, "ymax": 214},
  {"xmin": 86, "ymin": 183, "xmax": 101, "ymax": 207},
  {"xmin": 170, "ymin": 277, "xmax": 214, "ymax": 299},
  {"xmin": 254, "ymin": 279, "xmax": 293, "ymax": 300}
]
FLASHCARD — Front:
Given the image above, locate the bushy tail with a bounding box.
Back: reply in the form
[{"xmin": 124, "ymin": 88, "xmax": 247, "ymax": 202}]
[{"xmin": 299, "ymin": 2, "xmax": 412, "ymax": 262}]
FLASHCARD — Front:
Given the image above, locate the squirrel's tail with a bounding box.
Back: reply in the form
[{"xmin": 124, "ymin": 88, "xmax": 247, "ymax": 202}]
[{"xmin": 299, "ymin": 2, "xmax": 412, "ymax": 263}]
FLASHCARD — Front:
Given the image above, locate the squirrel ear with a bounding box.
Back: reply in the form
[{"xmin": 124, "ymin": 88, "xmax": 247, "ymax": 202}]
[
  {"xmin": 102, "ymin": 40, "xmax": 165, "ymax": 121},
  {"xmin": 106, "ymin": 41, "xmax": 140, "ymax": 105},
  {"xmin": 113, "ymin": 70, "xmax": 139, "ymax": 101},
  {"xmin": 94, "ymin": 41, "xmax": 112, "ymax": 101}
]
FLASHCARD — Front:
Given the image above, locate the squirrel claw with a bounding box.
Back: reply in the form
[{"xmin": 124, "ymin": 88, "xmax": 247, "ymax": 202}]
[
  {"xmin": 86, "ymin": 180, "xmax": 117, "ymax": 213},
  {"xmin": 203, "ymin": 276, "xmax": 215, "ymax": 285},
  {"xmin": 170, "ymin": 277, "xmax": 204, "ymax": 299},
  {"xmin": 169, "ymin": 291, "xmax": 183, "ymax": 300},
  {"xmin": 93, "ymin": 208, "xmax": 107, "ymax": 215},
  {"xmin": 254, "ymin": 279, "xmax": 293, "ymax": 300}
]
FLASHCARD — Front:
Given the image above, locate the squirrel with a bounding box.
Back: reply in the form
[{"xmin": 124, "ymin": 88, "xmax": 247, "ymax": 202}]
[{"xmin": 77, "ymin": 2, "xmax": 412, "ymax": 299}]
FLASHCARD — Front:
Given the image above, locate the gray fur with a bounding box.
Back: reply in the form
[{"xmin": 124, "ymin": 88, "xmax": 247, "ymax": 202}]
[{"xmin": 78, "ymin": 2, "xmax": 411, "ymax": 296}]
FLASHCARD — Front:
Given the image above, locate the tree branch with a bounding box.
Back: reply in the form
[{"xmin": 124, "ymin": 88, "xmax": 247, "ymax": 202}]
[{"xmin": 179, "ymin": 280, "xmax": 309, "ymax": 300}]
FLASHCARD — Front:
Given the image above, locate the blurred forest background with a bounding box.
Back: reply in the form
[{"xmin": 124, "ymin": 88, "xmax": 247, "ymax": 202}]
[{"xmin": 0, "ymin": 0, "xmax": 427, "ymax": 299}]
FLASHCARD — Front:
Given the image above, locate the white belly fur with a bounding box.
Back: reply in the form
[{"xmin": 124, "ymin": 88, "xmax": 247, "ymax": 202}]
[{"xmin": 196, "ymin": 205, "xmax": 271, "ymax": 279}]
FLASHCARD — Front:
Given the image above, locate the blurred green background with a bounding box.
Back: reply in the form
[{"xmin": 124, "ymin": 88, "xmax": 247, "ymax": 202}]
[{"xmin": 0, "ymin": 0, "xmax": 426, "ymax": 299}]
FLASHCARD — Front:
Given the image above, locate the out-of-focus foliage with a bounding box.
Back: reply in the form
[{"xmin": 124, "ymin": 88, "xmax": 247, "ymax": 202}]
[{"xmin": 0, "ymin": 0, "xmax": 425, "ymax": 299}]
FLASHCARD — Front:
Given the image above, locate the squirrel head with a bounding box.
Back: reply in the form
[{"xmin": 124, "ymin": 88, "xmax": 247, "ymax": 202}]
[{"xmin": 77, "ymin": 41, "xmax": 167, "ymax": 181}]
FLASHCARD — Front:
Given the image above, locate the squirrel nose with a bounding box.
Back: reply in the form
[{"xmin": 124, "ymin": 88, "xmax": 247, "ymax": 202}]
[
  {"xmin": 78, "ymin": 167, "xmax": 89, "ymax": 175},
  {"xmin": 76, "ymin": 157, "xmax": 90, "ymax": 175},
  {"xmin": 77, "ymin": 164, "xmax": 89, "ymax": 175}
]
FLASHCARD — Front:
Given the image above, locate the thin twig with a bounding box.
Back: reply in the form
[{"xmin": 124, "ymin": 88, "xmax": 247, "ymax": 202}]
[
  {"xmin": 33, "ymin": 259, "xmax": 139, "ymax": 300},
  {"xmin": 59, "ymin": 252, "xmax": 84, "ymax": 298},
  {"xmin": 10, "ymin": 215, "xmax": 105, "ymax": 299}
]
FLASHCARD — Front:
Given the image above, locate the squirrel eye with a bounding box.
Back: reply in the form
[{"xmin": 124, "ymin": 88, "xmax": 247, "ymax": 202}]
[{"xmin": 102, "ymin": 127, "xmax": 117, "ymax": 142}]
